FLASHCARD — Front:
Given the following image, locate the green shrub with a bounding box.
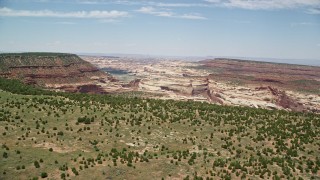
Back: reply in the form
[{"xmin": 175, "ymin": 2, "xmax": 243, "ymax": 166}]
[
  {"xmin": 34, "ymin": 161, "xmax": 40, "ymax": 168},
  {"xmin": 40, "ymin": 172, "xmax": 48, "ymax": 178}
]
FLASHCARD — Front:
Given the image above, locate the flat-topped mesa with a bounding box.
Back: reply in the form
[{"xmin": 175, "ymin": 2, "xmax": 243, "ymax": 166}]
[
  {"xmin": 0, "ymin": 52, "xmax": 109, "ymax": 93},
  {"xmin": 201, "ymin": 58, "xmax": 320, "ymax": 92}
]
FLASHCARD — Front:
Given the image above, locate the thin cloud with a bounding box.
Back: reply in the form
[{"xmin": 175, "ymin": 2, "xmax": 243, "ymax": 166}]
[
  {"xmin": 206, "ymin": 0, "xmax": 320, "ymax": 10},
  {"xmin": 204, "ymin": 0, "xmax": 221, "ymax": 3},
  {"xmin": 27, "ymin": 0, "xmax": 320, "ymax": 11},
  {"xmin": 136, "ymin": 6, "xmax": 207, "ymax": 20},
  {"xmin": 179, "ymin": 14, "xmax": 207, "ymax": 20},
  {"xmin": 308, "ymin": 8, "xmax": 320, "ymax": 14},
  {"xmin": 77, "ymin": 1, "xmax": 210, "ymax": 8},
  {"xmin": 57, "ymin": 0, "xmax": 210, "ymax": 8},
  {"xmin": 290, "ymin": 22, "xmax": 318, "ymax": 27},
  {"xmin": 74, "ymin": 0, "xmax": 146, "ymax": 5},
  {"xmin": 77, "ymin": 1, "xmax": 100, "ymax": 4},
  {"xmin": 155, "ymin": 3, "xmax": 209, "ymax": 8},
  {"xmin": 98, "ymin": 19, "xmax": 120, "ymax": 23},
  {"xmin": 55, "ymin": 21, "xmax": 77, "ymax": 25},
  {"xmin": 136, "ymin": 6, "xmax": 173, "ymax": 17},
  {"xmin": 0, "ymin": 7, "xmax": 129, "ymax": 19},
  {"xmin": 31, "ymin": 0, "xmax": 320, "ymax": 13},
  {"xmin": 76, "ymin": 0, "xmax": 138, "ymax": 5}
]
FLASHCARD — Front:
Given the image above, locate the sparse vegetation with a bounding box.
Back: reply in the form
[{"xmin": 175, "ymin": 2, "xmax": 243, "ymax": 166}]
[{"xmin": 0, "ymin": 77, "xmax": 319, "ymax": 179}]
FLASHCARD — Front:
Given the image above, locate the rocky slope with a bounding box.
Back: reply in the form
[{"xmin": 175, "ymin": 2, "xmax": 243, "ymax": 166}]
[{"xmin": 0, "ymin": 53, "xmax": 110, "ymax": 93}]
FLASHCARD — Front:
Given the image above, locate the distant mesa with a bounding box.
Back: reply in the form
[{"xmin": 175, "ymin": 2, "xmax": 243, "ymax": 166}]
[
  {"xmin": 0, "ymin": 52, "xmax": 109, "ymax": 94},
  {"xmin": 201, "ymin": 58, "xmax": 320, "ymax": 93}
]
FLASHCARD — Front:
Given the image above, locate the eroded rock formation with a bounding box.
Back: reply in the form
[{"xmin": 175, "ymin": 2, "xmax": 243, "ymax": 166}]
[
  {"xmin": 267, "ymin": 86, "xmax": 304, "ymax": 111},
  {"xmin": 122, "ymin": 79, "xmax": 141, "ymax": 89}
]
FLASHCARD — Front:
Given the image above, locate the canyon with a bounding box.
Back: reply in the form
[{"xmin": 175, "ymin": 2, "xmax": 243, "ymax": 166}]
[
  {"xmin": 1, "ymin": 53, "xmax": 319, "ymax": 113},
  {"xmin": 82, "ymin": 56, "xmax": 320, "ymax": 113}
]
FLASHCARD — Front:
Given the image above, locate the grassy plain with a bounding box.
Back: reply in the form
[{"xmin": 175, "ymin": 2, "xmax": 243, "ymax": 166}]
[{"xmin": 0, "ymin": 78, "xmax": 319, "ymax": 180}]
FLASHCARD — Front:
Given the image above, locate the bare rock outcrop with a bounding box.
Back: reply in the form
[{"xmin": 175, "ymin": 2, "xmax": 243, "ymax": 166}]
[
  {"xmin": 266, "ymin": 86, "xmax": 304, "ymax": 111},
  {"xmin": 123, "ymin": 79, "xmax": 141, "ymax": 89},
  {"xmin": 206, "ymin": 90, "xmax": 224, "ymax": 104},
  {"xmin": 160, "ymin": 85, "xmax": 193, "ymax": 96}
]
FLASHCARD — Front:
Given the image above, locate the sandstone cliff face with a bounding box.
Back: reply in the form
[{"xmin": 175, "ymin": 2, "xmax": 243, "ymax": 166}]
[
  {"xmin": 267, "ymin": 86, "xmax": 304, "ymax": 111},
  {"xmin": 0, "ymin": 53, "xmax": 109, "ymax": 93}
]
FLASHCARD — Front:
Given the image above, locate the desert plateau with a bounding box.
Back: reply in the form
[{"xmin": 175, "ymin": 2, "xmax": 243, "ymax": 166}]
[
  {"xmin": 1, "ymin": 0, "xmax": 320, "ymax": 179},
  {"xmin": 0, "ymin": 53, "xmax": 319, "ymax": 180}
]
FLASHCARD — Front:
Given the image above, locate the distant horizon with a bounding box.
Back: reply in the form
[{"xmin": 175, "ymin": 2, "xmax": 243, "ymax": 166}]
[
  {"xmin": 76, "ymin": 52, "xmax": 320, "ymax": 67},
  {"xmin": 1, "ymin": 50, "xmax": 319, "ymax": 67}
]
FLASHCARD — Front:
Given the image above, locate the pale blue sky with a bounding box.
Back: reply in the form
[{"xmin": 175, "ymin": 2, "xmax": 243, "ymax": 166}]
[{"xmin": 0, "ymin": 0, "xmax": 320, "ymax": 60}]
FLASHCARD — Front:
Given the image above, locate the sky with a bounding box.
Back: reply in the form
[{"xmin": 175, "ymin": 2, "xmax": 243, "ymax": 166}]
[{"xmin": 0, "ymin": 0, "xmax": 320, "ymax": 60}]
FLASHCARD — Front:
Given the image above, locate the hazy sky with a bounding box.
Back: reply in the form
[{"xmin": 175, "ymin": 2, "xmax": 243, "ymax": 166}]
[{"xmin": 0, "ymin": 0, "xmax": 320, "ymax": 60}]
